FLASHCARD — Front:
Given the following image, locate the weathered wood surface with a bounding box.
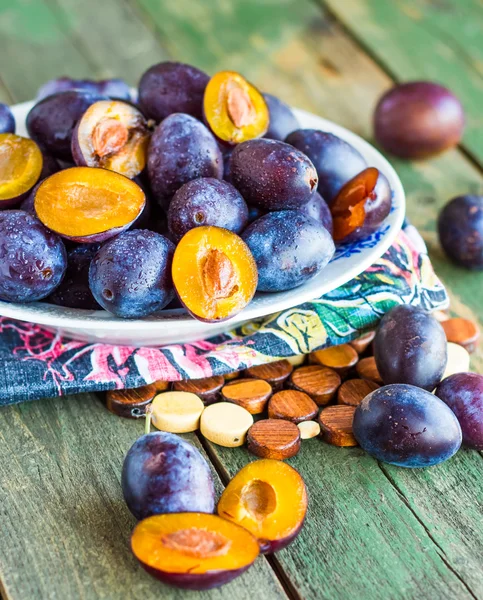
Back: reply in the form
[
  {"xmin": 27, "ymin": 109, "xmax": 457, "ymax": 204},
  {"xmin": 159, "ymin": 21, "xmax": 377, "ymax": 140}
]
[
  {"xmin": 0, "ymin": 0, "xmax": 482, "ymax": 598},
  {"xmin": 321, "ymin": 0, "xmax": 483, "ymax": 165},
  {"xmin": 0, "ymin": 395, "xmax": 286, "ymax": 600}
]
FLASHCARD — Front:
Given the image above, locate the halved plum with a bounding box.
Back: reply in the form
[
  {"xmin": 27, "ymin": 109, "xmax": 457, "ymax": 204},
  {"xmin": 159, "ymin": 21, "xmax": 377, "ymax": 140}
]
[
  {"xmin": 204, "ymin": 71, "xmax": 269, "ymax": 144},
  {"xmin": 0, "ymin": 134, "xmax": 43, "ymax": 208},
  {"xmin": 34, "ymin": 167, "xmax": 145, "ymax": 243},
  {"xmin": 72, "ymin": 100, "xmax": 151, "ymax": 179},
  {"xmin": 131, "ymin": 513, "xmax": 260, "ymax": 590},
  {"xmin": 217, "ymin": 459, "xmax": 307, "ymax": 553},
  {"xmin": 172, "ymin": 226, "xmax": 258, "ymax": 322},
  {"xmin": 330, "ymin": 167, "xmax": 392, "ymax": 242}
]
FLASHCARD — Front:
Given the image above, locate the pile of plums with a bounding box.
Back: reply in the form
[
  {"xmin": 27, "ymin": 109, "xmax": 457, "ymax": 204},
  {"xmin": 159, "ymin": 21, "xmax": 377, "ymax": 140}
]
[{"xmin": 0, "ymin": 61, "xmax": 397, "ymax": 321}]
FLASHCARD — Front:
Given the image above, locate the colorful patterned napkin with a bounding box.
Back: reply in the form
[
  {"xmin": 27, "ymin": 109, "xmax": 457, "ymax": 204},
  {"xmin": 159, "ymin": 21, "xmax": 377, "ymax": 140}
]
[{"xmin": 0, "ymin": 229, "xmax": 447, "ymax": 406}]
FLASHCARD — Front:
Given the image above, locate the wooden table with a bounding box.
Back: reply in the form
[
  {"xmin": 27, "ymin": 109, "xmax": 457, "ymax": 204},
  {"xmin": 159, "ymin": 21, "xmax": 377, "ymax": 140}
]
[{"xmin": 0, "ymin": 1, "xmax": 482, "ymax": 598}]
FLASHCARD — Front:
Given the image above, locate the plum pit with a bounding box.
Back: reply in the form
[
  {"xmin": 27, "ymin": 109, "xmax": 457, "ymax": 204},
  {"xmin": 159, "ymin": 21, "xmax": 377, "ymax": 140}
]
[
  {"xmin": 72, "ymin": 100, "xmax": 150, "ymax": 179},
  {"xmin": 241, "ymin": 479, "xmax": 277, "ymax": 521},
  {"xmin": 162, "ymin": 528, "xmax": 231, "ymax": 558}
]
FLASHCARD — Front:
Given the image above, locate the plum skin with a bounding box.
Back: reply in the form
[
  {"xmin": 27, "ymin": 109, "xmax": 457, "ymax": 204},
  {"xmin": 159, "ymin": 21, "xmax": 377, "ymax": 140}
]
[
  {"xmin": 26, "ymin": 90, "xmax": 107, "ymax": 160},
  {"xmin": 242, "ymin": 211, "xmax": 335, "ymax": 292},
  {"xmin": 168, "ymin": 178, "xmax": 248, "ymax": 241},
  {"xmin": 285, "ymin": 129, "xmax": 367, "ymax": 205},
  {"xmin": 263, "ymin": 93, "xmax": 299, "ymax": 141},
  {"xmin": 89, "ymin": 230, "xmax": 175, "ymax": 318},
  {"xmin": 374, "ymin": 305, "xmax": 447, "ymax": 391},
  {"xmin": 139, "ymin": 563, "xmax": 252, "ymax": 591},
  {"xmin": 138, "ymin": 62, "xmax": 209, "ymax": 122},
  {"xmin": 435, "ymin": 373, "xmax": 483, "ymax": 450},
  {"xmin": 438, "ymin": 195, "xmax": 483, "ymax": 270},
  {"xmin": 374, "ymin": 82, "xmax": 465, "ymax": 159},
  {"xmin": 49, "ymin": 244, "xmax": 101, "ymax": 310},
  {"xmin": 353, "ymin": 384, "xmax": 462, "ymax": 467},
  {"xmin": 122, "ymin": 432, "xmax": 215, "ymax": 520},
  {"xmin": 298, "ymin": 191, "xmax": 333, "ymax": 235},
  {"xmin": 0, "ymin": 103, "xmax": 15, "ymax": 134},
  {"xmin": 0, "ymin": 211, "xmax": 67, "ymax": 303},
  {"xmin": 230, "ymin": 139, "xmax": 318, "ymax": 210},
  {"xmin": 36, "ymin": 77, "xmax": 131, "ymax": 101},
  {"xmin": 147, "ymin": 113, "xmax": 223, "ymax": 209}
]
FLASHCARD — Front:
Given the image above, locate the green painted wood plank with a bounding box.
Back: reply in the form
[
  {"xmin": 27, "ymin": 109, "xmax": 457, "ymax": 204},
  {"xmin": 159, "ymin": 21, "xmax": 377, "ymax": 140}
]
[
  {"xmin": 0, "ymin": 0, "xmax": 93, "ymax": 101},
  {"xmin": 43, "ymin": 0, "xmax": 169, "ymax": 84},
  {"xmin": 203, "ymin": 439, "xmax": 481, "ymax": 600},
  {"xmin": 0, "ymin": 394, "xmax": 287, "ymax": 600},
  {"xmin": 320, "ymin": 0, "xmax": 483, "ymax": 165}
]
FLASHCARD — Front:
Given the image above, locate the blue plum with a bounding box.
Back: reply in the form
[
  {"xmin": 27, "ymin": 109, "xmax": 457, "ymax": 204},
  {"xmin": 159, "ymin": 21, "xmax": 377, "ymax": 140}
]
[
  {"xmin": 438, "ymin": 195, "xmax": 483, "ymax": 270},
  {"xmin": 122, "ymin": 432, "xmax": 215, "ymax": 520},
  {"xmin": 263, "ymin": 93, "xmax": 299, "ymax": 141},
  {"xmin": 285, "ymin": 129, "xmax": 367, "ymax": 205},
  {"xmin": 374, "ymin": 305, "xmax": 447, "ymax": 391},
  {"xmin": 36, "ymin": 77, "xmax": 132, "ymax": 101},
  {"xmin": 353, "ymin": 384, "xmax": 462, "ymax": 467},
  {"xmin": 0, "ymin": 211, "xmax": 67, "ymax": 302},
  {"xmin": 49, "ymin": 244, "xmax": 101, "ymax": 310},
  {"xmin": 138, "ymin": 62, "xmax": 209, "ymax": 122},
  {"xmin": 89, "ymin": 230, "xmax": 175, "ymax": 318},
  {"xmin": 0, "ymin": 103, "xmax": 15, "ymax": 134},
  {"xmin": 435, "ymin": 372, "xmax": 483, "ymax": 450},
  {"xmin": 147, "ymin": 113, "xmax": 223, "ymax": 209},
  {"xmin": 231, "ymin": 139, "xmax": 318, "ymax": 210},
  {"xmin": 167, "ymin": 178, "xmax": 248, "ymax": 241},
  {"xmin": 27, "ymin": 90, "xmax": 107, "ymax": 160},
  {"xmin": 242, "ymin": 211, "xmax": 334, "ymax": 292},
  {"xmin": 298, "ymin": 191, "xmax": 333, "ymax": 235}
]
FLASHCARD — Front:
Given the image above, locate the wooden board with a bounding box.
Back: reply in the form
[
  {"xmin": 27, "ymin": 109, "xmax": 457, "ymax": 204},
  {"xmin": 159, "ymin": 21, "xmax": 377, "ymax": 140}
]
[
  {"xmin": 320, "ymin": 0, "xmax": 483, "ymax": 165},
  {"xmin": 0, "ymin": 0, "xmax": 482, "ymax": 598},
  {"xmin": 0, "ymin": 394, "xmax": 286, "ymax": 600}
]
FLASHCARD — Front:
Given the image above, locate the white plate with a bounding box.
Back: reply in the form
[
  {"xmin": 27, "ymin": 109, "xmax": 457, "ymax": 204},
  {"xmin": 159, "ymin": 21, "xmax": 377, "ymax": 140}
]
[{"xmin": 0, "ymin": 102, "xmax": 405, "ymax": 346}]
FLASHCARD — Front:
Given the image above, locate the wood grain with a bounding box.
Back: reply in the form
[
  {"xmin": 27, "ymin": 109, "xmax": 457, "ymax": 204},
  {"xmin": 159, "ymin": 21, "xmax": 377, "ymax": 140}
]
[
  {"xmin": 0, "ymin": 394, "xmax": 287, "ymax": 600},
  {"xmin": 321, "ymin": 0, "xmax": 483, "ymax": 164},
  {"xmin": 0, "ymin": 0, "xmax": 482, "ymax": 598}
]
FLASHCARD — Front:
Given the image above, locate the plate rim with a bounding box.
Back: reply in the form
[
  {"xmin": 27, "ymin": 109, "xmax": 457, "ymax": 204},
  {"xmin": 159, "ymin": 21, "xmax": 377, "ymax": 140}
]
[{"xmin": 0, "ymin": 102, "xmax": 405, "ymax": 333}]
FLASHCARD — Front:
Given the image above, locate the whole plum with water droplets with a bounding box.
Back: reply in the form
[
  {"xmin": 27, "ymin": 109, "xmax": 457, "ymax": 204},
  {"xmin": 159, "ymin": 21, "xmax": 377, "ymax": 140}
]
[
  {"xmin": 298, "ymin": 191, "xmax": 333, "ymax": 235},
  {"xmin": 438, "ymin": 195, "xmax": 483, "ymax": 270},
  {"xmin": 230, "ymin": 139, "xmax": 318, "ymax": 210},
  {"xmin": 435, "ymin": 372, "xmax": 483, "ymax": 450},
  {"xmin": 89, "ymin": 230, "xmax": 175, "ymax": 318},
  {"xmin": 353, "ymin": 384, "xmax": 462, "ymax": 467},
  {"xmin": 167, "ymin": 178, "xmax": 248, "ymax": 242},
  {"xmin": 285, "ymin": 129, "xmax": 367, "ymax": 205},
  {"xmin": 0, "ymin": 103, "xmax": 15, "ymax": 134},
  {"xmin": 263, "ymin": 93, "xmax": 299, "ymax": 141},
  {"xmin": 27, "ymin": 91, "xmax": 107, "ymax": 160},
  {"xmin": 242, "ymin": 211, "xmax": 334, "ymax": 292},
  {"xmin": 374, "ymin": 305, "xmax": 447, "ymax": 391},
  {"xmin": 139, "ymin": 62, "xmax": 209, "ymax": 122},
  {"xmin": 36, "ymin": 77, "xmax": 132, "ymax": 101},
  {"xmin": 0, "ymin": 210, "xmax": 67, "ymax": 302},
  {"xmin": 147, "ymin": 113, "xmax": 223, "ymax": 209},
  {"xmin": 122, "ymin": 431, "xmax": 215, "ymax": 520},
  {"xmin": 49, "ymin": 244, "xmax": 101, "ymax": 310}
]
